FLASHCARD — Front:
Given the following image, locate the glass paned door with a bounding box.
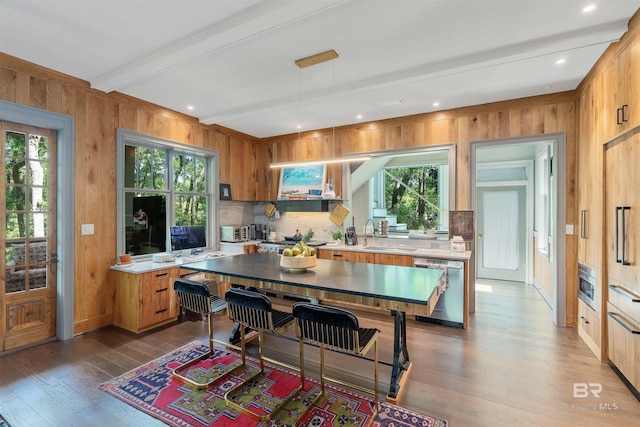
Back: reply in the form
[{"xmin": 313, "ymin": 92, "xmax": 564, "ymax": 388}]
[{"xmin": 1, "ymin": 122, "xmax": 57, "ymax": 352}]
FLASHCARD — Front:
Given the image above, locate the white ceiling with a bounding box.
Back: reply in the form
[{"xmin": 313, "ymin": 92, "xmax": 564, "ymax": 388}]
[{"xmin": 1, "ymin": 1, "xmax": 639, "ymax": 138}]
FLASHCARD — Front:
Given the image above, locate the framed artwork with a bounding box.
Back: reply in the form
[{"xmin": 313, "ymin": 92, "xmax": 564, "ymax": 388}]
[
  {"xmin": 219, "ymin": 183, "xmax": 232, "ymax": 200},
  {"xmin": 278, "ymin": 164, "xmax": 326, "ymax": 199}
]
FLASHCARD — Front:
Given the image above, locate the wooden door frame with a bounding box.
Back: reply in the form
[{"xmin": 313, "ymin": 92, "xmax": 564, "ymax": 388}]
[
  {"xmin": 1, "ymin": 100, "xmax": 75, "ymax": 341},
  {"xmin": 470, "ymin": 133, "xmax": 567, "ymax": 327}
]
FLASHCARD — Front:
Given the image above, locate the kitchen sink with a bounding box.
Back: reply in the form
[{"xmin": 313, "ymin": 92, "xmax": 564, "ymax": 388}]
[{"xmin": 363, "ymin": 245, "xmax": 417, "ymax": 252}]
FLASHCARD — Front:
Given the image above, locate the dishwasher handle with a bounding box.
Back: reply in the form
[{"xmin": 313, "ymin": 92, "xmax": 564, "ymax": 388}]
[{"xmin": 414, "ymin": 259, "xmax": 462, "ymax": 270}]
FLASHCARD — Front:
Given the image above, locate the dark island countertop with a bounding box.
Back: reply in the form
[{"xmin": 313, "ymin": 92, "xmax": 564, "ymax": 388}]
[{"xmin": 183, "ymin": 252, "xmax": 444, "ymax": 308}]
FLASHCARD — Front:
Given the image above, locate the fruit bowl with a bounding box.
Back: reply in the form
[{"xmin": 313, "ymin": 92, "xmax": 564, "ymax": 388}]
[{"xmin": 280, "ymin": 254, "xmax": 317, "ymax": 272}]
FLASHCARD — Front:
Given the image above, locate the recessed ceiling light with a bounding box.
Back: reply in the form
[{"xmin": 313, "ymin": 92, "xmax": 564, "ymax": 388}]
[
  {"xmin": 186, "ymin": 105, "xmax": 194, "ymax": 110},
  {"xmin": 433, "ymin": 102, "xmax": 440, "ymax": 107},
  {"xmin": 582, "ymin": 4, "xmax": 596, "ymax": 13},
  {"xmin": 296, "ymin": 124, "xmax": 302, "ymax": 129},
  {"xmin": 555, "ymin": 59, "xmax": 566, "ymax": 65},
  {"xmin": 356, "ymin": 114, "xmax": 363, "ymax": 119}
]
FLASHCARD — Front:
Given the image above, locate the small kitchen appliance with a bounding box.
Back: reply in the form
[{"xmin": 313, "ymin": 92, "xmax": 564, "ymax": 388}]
[{"xmin": 220, "ymin": 225, "xmax": 250, "ymax": 242}]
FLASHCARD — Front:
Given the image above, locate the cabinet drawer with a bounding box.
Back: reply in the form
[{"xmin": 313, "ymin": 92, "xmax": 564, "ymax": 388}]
[
  {"xmin": 140, "ymin": 277, "xmax": 175, "ymax": 327},
  {"xmin": 608, "ymin": 281, "xmax": 640, "ymax": 323},
  {"xmin": 607, "ymin": 302, "xmax": 640, "ymax": 391},
  {"xmin": 578, "ymin": 299, "xmax": 600, "ymax": 346}
]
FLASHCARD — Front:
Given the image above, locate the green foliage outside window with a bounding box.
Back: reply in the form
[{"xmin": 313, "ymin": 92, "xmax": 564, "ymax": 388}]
[
  {"xmin": 5, "ymin": 130, "xmax": 49, "ymax": 242},
  {"xmin": 384, "ymin": 166, "xmax": 439, "ymax": 230}
]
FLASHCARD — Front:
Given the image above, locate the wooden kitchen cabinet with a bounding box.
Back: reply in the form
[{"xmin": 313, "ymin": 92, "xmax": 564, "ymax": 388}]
[
  {"xmin": 113, "ymin": 267, "xmax": 180, "ymax": 333},
  {"xmin": 318, "ymin": 249, "xmax": 413, "ymax": 266},
  {"xmin": 374, "ymin": 253, "xmax": 414, "ymax": 266},
  {"xmin": 602, "ymin": 34, "xmax": 640, "ymax": 141},
  {"xmin": 605, "ymin": 133, "xmax": 640, "ymax": 291},
  {"xmin": 577, "ymin": 76, "xmax": 604, "ymax": 272},
  {"xmin": 607, "ymin": 298, "xmax": 640, "ymax": 393},
  {"xmin": 605, "ymin": 132, "xmax": 640, "ymax": 394},
  {"xmin": 577, "ymin": 298, "xmax": 601, "ymax": 358},
  {"xmin": 319, "ymin": 249, "xmax": 374, "ymax": 263}
]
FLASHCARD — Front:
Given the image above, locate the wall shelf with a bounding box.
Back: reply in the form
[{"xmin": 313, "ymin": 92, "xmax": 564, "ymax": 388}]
[{"xmin": 275, "ymin": 200, "xmax": 343, "ymax": 212}]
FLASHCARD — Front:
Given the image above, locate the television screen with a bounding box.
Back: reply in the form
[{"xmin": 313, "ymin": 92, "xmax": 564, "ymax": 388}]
[{"xmin": 170, "ymin": 225, "xmax": 207, "ymax": 251}]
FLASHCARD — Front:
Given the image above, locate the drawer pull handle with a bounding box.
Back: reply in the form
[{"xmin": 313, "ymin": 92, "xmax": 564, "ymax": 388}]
[
  {"xmin": 332, "ymin": 254, "xmax": 343, "ymax": 257},
  {"xmin": 580, "ymin": 316, "xmax": 589, "ymax": 324},
  {"xmin": 607, "ymin": 312, "xmax": 640, "ymax": 334},
  {"xmin": 156, "ymin": 288, "xmax": 168, "ymax": 293},
  {"xmin": 608, "ymin": 285, "xmax": 640, "ymax": 302},
  {"xmin": 155, "ymin": 308, "xmax": 168, "ymax": 314},
  {"xmin": 155, "ymin": 272, "xmax": 169, "ymax": 277}
]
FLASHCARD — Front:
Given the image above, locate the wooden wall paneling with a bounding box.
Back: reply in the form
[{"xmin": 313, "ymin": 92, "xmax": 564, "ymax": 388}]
[
  {"xmin": 29, "ymin": 76, "xmax": 46, "ymax": 109},
  {"xmin": 97, "ymin": 99, "xmax": 118, "ymax": 320},
  {"xmin": 15, "ymin": 72, "xmax": 29, "ymax": 105},
  {"xmin": 61, "ymin": 85, "xmax": 76, "ymax": 117},
  {"xmin": 216, "ymin": 131, "xmax": 231, "ymax": 187},
  {"xmin": 385, "ymin": 124, "xmax": 403, "ymax": 150},
  {"xmin": 402, "ymin": 121, "xmax": 425, "ymax": 148},
  {"xmin": 470, "ymin": 114, "xmax": 489, "ymax": 141},
  {"xmin": 82, "ymin": 93, "xmax": 103, "ymax": 324},
  {"xmin": 137, "ymin": 109, "xmax": 154, "ymax": 136},
  {"xmin": 543, "ymin": 104, "xmax": 559, "ymax": 133},
  {"xmin": 457, "ymin": 116, "xmax": 471, "ymax": 211},
  {"xmin": 370, "ymin": 126, "xmax": 384, "ymax": 152},
  {"xmin": 533, "ymin": 106, "xmax": 545, "ymax": 134},
  {"xmin": 519, "ymin": 107, "xmax": 534, "ymax": 136},
  {"xmin": 118, "ymin": 103, "xmax": 138, "ymax": 131},
  {"xmin": 45, "ymin": 81, "xmax": 62, "ymax": 113},
  {"xmin": 426, "ymin": 118, "xmax": 449, "ymax": 144},
  {"xmin": 0, "ymin": 67, "xmax": 16, "ymax": 101},
  {"xmin": 343, "ymin": 128, "xmax": 372, "ymax": 154},
  {"xmin": 190, "ymin": 123, "xmax": 202, "ymax": 148},
  {"xmin": 73, "ymin": 89, "xmax": 87, "ymax": 325}
]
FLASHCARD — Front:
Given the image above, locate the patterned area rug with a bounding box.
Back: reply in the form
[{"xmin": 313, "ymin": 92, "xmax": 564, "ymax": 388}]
[{"xmin": 100, "ymin": 341, "xmax": 447, "ymax": 427}]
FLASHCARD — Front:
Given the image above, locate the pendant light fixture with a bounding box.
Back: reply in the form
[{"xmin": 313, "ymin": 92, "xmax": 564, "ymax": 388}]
[{"xmin": 270, "ymin": 49, "xmax": 370, "ymax": 168}]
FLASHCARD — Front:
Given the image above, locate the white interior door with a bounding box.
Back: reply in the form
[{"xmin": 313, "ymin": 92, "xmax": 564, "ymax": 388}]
[{"xmin": 477, "ymin": 186, "xmax": 526, "ymax": 282}]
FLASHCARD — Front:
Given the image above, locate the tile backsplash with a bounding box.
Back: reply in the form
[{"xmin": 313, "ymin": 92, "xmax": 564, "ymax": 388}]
[{"xmin": 218, "ymin": 201, "xmax": 343, "ymax": 242}]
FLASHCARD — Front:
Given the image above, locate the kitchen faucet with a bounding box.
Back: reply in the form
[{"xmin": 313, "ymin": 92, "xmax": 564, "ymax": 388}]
[{"xmin": 363, "ymin": 218, "xmax": 375, "ymax": 246}]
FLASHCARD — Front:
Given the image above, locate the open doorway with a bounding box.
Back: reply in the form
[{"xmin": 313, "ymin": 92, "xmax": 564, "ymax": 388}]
[{"xmin": 471, "ymin": 134, "xmax": 567, "ymax": 326}]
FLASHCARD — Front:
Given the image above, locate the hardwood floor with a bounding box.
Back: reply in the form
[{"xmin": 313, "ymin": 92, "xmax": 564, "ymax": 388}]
[{"xmin": 0, "ymin": 280, "xmax": 638, "ymax": 426}]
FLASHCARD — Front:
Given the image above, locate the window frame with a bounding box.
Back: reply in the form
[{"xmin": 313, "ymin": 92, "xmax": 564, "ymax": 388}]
[
  {"xmin": 534, "ymin": 145, "xmax": 551, "ymax": 256},
  {"xmin": 116, "ymin": 129, "xmax": 219, "ymax": 259}
]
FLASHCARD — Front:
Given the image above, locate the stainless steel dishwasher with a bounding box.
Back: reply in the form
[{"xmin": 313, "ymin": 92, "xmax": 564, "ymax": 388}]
[{"xmin": 414, "ymin": 257, "xmax": 464, "ymax": 328}]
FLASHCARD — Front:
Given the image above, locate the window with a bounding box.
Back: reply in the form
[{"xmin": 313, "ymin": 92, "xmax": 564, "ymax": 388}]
[
  {"xmin": 116, "ymin": 130, "xmax": 218, "ymax": 258},
  {"xmin": 373, "ymin": 161, "xmax": 448, "ymax": 232},
  {"xmin": 535, "ymin": 146, "xmax": 551, "ymax": 255}
]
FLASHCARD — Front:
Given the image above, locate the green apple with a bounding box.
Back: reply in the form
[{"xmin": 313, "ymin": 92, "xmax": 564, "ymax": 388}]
[{"xmin": 282, "ymin": 248, "xmax": 293, "ymax": 257}]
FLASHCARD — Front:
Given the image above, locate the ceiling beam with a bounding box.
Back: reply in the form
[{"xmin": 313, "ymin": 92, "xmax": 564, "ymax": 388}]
[{"xmin": 90, "ymin": 0, "xmax": 351, "ymax": 92}]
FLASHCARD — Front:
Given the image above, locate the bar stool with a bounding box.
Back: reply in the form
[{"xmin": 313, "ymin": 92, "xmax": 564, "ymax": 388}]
[
  {"xmin": 292, "ymin": 302, "xmax": 380, "ymax": 415},
  {"xmin": 223, "ymin": 288, "xmax": 298, "ymax": 421},
  {"xmin": 171, "ymin": 278, "xmax": 229, "ymax": 389}
]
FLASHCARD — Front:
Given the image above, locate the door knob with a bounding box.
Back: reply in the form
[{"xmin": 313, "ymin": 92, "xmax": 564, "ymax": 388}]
[{"xmin": 477, "ymin": 235, "xmax": 482, "ymax": 239}]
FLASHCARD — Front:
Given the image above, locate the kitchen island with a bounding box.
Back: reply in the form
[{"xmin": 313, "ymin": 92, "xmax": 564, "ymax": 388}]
[{"xmin": 183, "ymin": 252, "xmax": 444, "ymax": 401}]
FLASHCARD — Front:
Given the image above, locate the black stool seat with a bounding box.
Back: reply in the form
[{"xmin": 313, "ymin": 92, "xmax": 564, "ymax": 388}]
[
  {"xmin": 223, "ymin": 288, "xmax": 297, "ymax": 422},
  {"xmin": 171, "ymin": 278, "xmax": 230, "ymax": 389},
  {"xmin": 293, "ymin": 302, "xmax": 380, "ymax": 417}
]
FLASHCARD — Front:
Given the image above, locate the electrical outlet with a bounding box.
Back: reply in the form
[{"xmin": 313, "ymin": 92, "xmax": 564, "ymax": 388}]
[{"xmin": 81, "ymin": 224, "xmax": 94, "ymax": 235}]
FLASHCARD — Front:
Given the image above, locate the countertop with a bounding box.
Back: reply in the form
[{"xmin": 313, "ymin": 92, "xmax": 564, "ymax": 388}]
[
  {"xmin": 109, "ymin": 251, "xmax": 237, "ymax": 274},
  {"xmin": 182, "ymin": 253, "xmax": 444, "ymax": 305},
  {"xmin": 319, "ymin": 241, "xmax": 472, "ymax": 261}
]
